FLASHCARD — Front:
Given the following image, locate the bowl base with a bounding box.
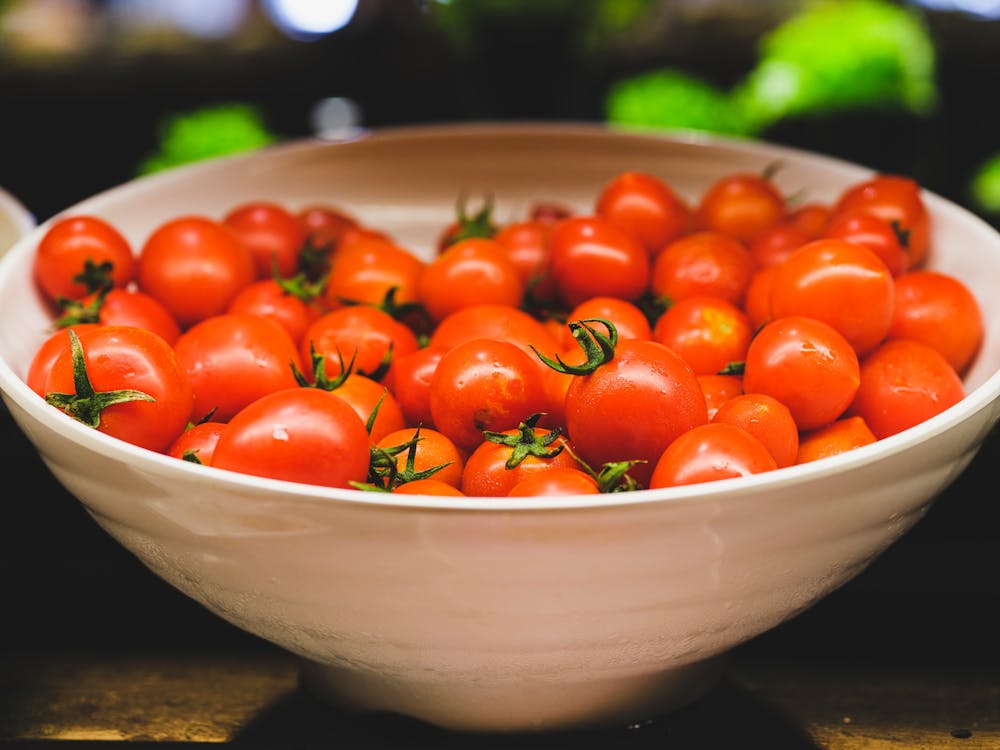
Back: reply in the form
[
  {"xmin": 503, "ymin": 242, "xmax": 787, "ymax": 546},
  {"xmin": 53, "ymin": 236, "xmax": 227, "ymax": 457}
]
[{"xmin": 297, "ymin": 654, "xmax": 728, "ymax": 733}]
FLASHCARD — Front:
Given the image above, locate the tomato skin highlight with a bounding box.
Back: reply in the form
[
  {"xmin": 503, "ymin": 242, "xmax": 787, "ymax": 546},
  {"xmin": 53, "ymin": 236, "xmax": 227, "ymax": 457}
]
[
  {"xmin": 648, "ymin": 422, "xmax": 778, "ymax": 488},
  {"xmin": 211, "ymin": 387, "xmax": 370, "ymax": 488}
]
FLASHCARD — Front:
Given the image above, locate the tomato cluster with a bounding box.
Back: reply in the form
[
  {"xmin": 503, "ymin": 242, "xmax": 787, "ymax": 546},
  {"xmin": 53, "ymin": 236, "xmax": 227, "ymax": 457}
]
[{"xmin": 26, "ymin": 168, "xmax": 984, "ymax": 498}]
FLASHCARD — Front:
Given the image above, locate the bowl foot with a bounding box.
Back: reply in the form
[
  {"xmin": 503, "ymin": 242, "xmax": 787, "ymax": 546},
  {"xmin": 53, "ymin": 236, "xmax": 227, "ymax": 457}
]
[{"xmin": 297, "ymin": 654, "xmax": 727, "ymax": 733}]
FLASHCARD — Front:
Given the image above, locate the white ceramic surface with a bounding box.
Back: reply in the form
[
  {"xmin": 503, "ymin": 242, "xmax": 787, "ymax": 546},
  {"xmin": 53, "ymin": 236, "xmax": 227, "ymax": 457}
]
[
  {"xmin": 0, "ymin": 185, "xmax": 35, "ymax": 255},
  {"xmin": 2, "ymin": 123, "xmax": 999, "ymax": 733}
]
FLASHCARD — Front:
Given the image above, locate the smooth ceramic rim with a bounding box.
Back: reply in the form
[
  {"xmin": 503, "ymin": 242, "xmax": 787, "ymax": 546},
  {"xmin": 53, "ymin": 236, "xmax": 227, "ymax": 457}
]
[
  {"xmin": 0, "ymin": 184, "xmax": 36, "ymax": 254},
  {"xmin": 2, "ymin": 121, "xmax": 999, "ymax": 512}
]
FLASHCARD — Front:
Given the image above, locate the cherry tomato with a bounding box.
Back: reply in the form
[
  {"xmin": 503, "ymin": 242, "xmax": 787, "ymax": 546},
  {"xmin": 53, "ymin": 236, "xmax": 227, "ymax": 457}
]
[
  {"xmin": 26, "ymin": 323, "xmax": 102, "ymax": 397},
  {"xmin": 562, "ymin": 296, "xmax": 652, "ymax": 348},
  {"xmin": 888, "ymin": 270, "xmax": 983, "ymax": 375},
  {"xmin": 697, "ymin": 373, "xmax": 744, "ymax": 421},
  {"xmin": 492, "ymin": 218, "xmax": 558, "ymax": 302},
  {"xmin": 796, "ymin": 416, "xmax": 877, "ymax": 464},
  {"xmin": 742, "ymin": 316, "xmax": 860, "ymax": 431},
  {"xmin": 428, "ymin": 303, "xmax": 560, "ymax": 365},
  {"xmin": 769, "ymin": 238, "xmax": 895, "ymax": 356},
  {"xmin": 594, "ymin": 171, "xmax": 688, "ymax": 254},
  {"xmin": 748, "ymin": 221, "xmax": 812, "ymax": 268},
  {"xmin": 375, "ymin": 426, "xmax": 465, "ymax": 489},
  {"xmin": 547, "ymin": 215, "xmax": 650, "ymax": 308},
  {"xmin": 296, "ymin": 203, "xmax": 359, "ymax": 248},
  {"xmin": 211, "ymin": 387, "xmax": 370, "ymax": 488},
  {"xmin": 392, "ymin": 479, "xmax": 466, "ymax": 497},
  {"xmin": 822, "ymin": 211, "xmax": 909, "ymax": 277},
  {"xmin": 385, "ymin": 344, "xmax": 447, "ymax": 429},
  {"xmin": 648, "ymin": 423, "xmax": 777, "ymax": 488},
  {"xmin": 696, "ymin": 171, "xmax": 787, "ymax": 242},
  {"xmin": 650, "ymin": 231, "xmax": 754, "ymax": 307},
  {"xmin": 743, "ymin": 265, "xmax": 776, "ymax": 331},
  {"xmin": 651, "ymin": 295, "xmax": 752, "ymax": 375},
  {"xmin": 173, "ymin": 312, "xmax": 303, "ymax": 423},
  {"xmin": 831, "ymin": 174, "xmax": 930, "ymax": 269},
  {"xmin": 460, "ymin": 415, "xmax": 577, "ymax": 496},
  {"xmin": 556, "ymin": 324, "xmax": 708, "ymax": 486},
  {"xmin": 322, "ymin": 238, "xmax": 425, "ymax": 312},
  {"xmin": 507, "ymin": 467, "xmax": 600, "ymax": 497},
  {"xmin": 55, "ymin": 287, "xmax": 182, "ymax": 346},
  {"xmin": 222, "ymin": 200, "xmax": 307, "ymax": 279},
  {"xmin": 301, "ymin": 305, "xmax": 419, "ymax": 383},
  {"xmin": 34, "ymin": 215, "xmax": 136, "ymax": 305},
  {"xmin": 417, "ymin": 237, "xmax": 524, "ymax": 323},
  {"xmin": 166, "ymin": 420, "xmax": 226, "ymax": 465},
  {"xmin": 43, "ymin": 326, "xmax": 193, "ymax": 453},
  {"xmin": 712, "ymin": 392, "xmax": 799, "ymax": 468},
  {"xmin": 321, "ymin": 372, "xmax": 407, "ymax": 445},
  {"xmin": 785, "ymin": 201, "xmax": 831, "ymax": 238},
  {"xmin": 227, "ymin": 277, "xmax": 324, "ymax": 346},
  {"xmin": 136, "ymin": 215, "xmax": 256, "ymax": 329},
  {"xmin": 847, "ymin": 338, "xmax": 964, "ymax": 439},
  {"xmin": 429, "ymin": 338, "xmax": 550, "ymax": 452}
]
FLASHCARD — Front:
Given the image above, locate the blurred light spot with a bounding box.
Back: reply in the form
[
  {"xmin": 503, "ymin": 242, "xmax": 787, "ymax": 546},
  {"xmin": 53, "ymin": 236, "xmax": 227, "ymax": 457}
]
[
  {"xmin": 105, "ymin": 0, "xmax": 250, "ymax": 39},
  {"xmin": 262, "ymin": 0, "xmax": 359, "ymax": 40},
  {"xmin": 311, "ymin": 97, "xmax": 364, "ymax": 140},
  {"xmin": 910, "ymin": 0, "xmax": 1000, "ymax": 18}
]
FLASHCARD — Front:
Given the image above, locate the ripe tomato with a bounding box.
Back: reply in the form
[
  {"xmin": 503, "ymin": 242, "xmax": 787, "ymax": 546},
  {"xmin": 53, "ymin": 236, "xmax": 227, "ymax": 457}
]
[
  {"xmin": 136, "ymin": 215, "xmax": 256, "ymax": 329},
  {"xmin": 296, "ymin": 203, "xmax": 359, "ymax": 248},
  {"xmin": 166, "ymin": 420, "xmax": 226, "ymax": 464},
  {"xmin": 743, "ymin": 265, "xmax": 776, "ymax": 331},
  {"xmin": 648, "ymin": 422, "xmax": 778, "ymax": 488},
  {"xmin": 696, "ymin": 171, "xmax": 787, "ymax": 242},
  {"xmin": 173, "ymin": 312, "xmax": 303, "ymax": 423},
  {"xmin": 460, "ymin": 415, "xmax": 577, "ymax": 496},
  {"xmin": 417, "ymin": 237, "xmax": 524, "ymax": 323},
  {"xmin": 429, "ymin": 338, "xmax": 550, "ymax": 452},
  {"xmin": 822, "ymin": 211, "xmax": 909, "ymax": 277},
  {"xmin": 594, "ymin": 170, "xmax": 688, "ymax": 254},
  {"xmin": 319, "ymin": 372, "xmax": 407, "ymax": 445},
  {"xmin": 322, "ymin": 238, "xmax": 425, "ymax": 312},
  {"xmin": 222, "ymin": 200, "xmax": 307, "ymax": 279},
  {"xmin": 768, "ymin": 238, "xmax": 895, "ymax": 356},
  {"xmin": 786, "ymin": 201, "xmax": 832, "ymax": 237},
  {"xmin": 507, "ymin": 467, "xmax": 600, "ymax": 496},
  {"xmin": 888, "ymin": 270, "xmax": 983, "ymax": 375},
  {"xmin": 374, "ymin": 426, "xmax": 465, "ymax": 489},
  {"xmin": 385, "ymin": 344, "xmax": 447, "ymax": 429},
  {"xmin": 34, "ymin": 215, "xmax": 135, "ymax": 304},
  {"xmin": 43, "ymin": 326, "xmax": 193, "ymax": 453},
  {"xmin": 748, "ymin": 221, "xmax": 812, "ymax": 268},
  {"xmin": 227, "ymin": 277, "xmax": 324, "ymax": 346},
  {"xmin": 392, "ymin": 479, "xmax": 466, "ymax": 497},
  {"xmin": 650, "ymin": 231, "xmax": 754, "ymax": 307},
  {"xmin": 55, "ymin": 287, "xmax": 182, "ymax": 346},
  {"xmin": 847, "ymin": 338, "xmax": 964, "ymax": 439},
  {"xmin": 301, "ymin": 305, "xmax": 419, "ymax": 383},
  {"xmin": 796, "ymin": 416, "xmax": 877, "ymax": 464},
  {"xmin": 742, "ymin": 316, "xmax": 860, "ymax": 431},
  {"xmin": 547, "ymin": 215, "xmax": 650, "ymax": 308},
  {"xmin": 556, "ymin": 325, "xmax": 708, "ymax": 486},
  {"xmin": 651, "ymin": 295, "xmax": 753, "ymax": 376},
  {"xmin": 562, "ymin": 296, "xmax": 651, "ymax": 348},
  {"xmin": 831, "ymin": 174, "xmax": 930, "ymax": 269},
  {"xmin": 428, "ymin": 303, "xmax": 560, "ymax": 365},
  {"xmin": 26, "ymin": 323, "xmax": 102, "ymax": 397},
  {"xmin": 492, "ymin": 218, "xmax": 558, "ymax": 302},
  {"xmin": 211, "ymin": 387, "xmax": 370, "ymax": 488},
  {"xmin": 697, "ymin": 373, "xmax": 744, "ymax": 421},
  {"xmin": 712, "ymin": 392, "xmax": 799, "ymax": 468}
]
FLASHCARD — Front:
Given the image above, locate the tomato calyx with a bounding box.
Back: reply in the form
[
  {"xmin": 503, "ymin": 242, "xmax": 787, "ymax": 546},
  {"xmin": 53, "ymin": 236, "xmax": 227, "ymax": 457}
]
[
  {"xmin": 718, "ymin": 361, "xmax": 745, "ymax": 376},
  {"xmin": 439, "ymin": 193, "xmax": 498, "ymax": 250},
  {"xmin": 296, "ymin": 233, "xmax": 336, "ymax": 283},
  {"xmin": 534, "ymin": 318, "xmax": 618, "ymax": 376},
  {"xmin": 355, "ymin": 425, "xmax": 454, "ymax": 492},
  {"xmin": 481, "ymin": 412, "xmax": 565, "ymax": 470},
  {"xmin": 296, "ymin": 341, "xmax": 393, "ymax": 387},
  {"xmin": 43, "ymin": 329, "xmax": 155, "ymax": 428},
  {"xmin": 72, "ymin": 258, "xmax": 116, "ymax": 297},
  {"xmin": 53, "ymin": 289, "xmax": 108, "ymax": 328},
  {"xmin": 273, "ymin": 266, "xmax": 327, "ymax": 304}
]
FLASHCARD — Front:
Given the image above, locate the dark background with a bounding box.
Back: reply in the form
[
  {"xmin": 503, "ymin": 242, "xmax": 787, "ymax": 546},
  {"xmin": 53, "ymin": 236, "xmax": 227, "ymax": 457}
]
[{"xmin": 1, "ymin": 0, "xmax": 998, "ymax": 683}]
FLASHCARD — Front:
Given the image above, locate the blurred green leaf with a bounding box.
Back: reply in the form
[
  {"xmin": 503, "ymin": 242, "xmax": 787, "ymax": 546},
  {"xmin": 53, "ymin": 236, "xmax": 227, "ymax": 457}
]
[{"xmin": 971, "ymin": 153, "xmax": 1000, "ymax": 213}]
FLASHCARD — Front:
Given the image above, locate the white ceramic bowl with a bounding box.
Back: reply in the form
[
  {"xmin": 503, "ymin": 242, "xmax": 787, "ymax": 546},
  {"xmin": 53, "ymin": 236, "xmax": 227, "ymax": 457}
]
[
  {"xmin": 0, "ymin": 184, "xmax": 35, "ymax": 255},
  {"xmin": 2, "ymin": 123, "xmax": 999, "ymax": 733}
]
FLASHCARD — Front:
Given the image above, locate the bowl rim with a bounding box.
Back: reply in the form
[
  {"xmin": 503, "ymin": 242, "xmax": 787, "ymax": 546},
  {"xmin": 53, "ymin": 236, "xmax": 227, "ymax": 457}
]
[
  {"xmin": 0, "ymin": 184, "xmax": 36, "ymax": 255},
  {"xmin": 2, "ymin": 120, "xmax": 1000, "ymax": 513}
]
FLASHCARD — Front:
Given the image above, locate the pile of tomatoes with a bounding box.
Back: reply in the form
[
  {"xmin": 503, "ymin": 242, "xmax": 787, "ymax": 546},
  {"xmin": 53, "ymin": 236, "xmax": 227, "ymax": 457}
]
[{"xmin": 25, "ymin": 165, "xmax": 984, "ymax": 497}]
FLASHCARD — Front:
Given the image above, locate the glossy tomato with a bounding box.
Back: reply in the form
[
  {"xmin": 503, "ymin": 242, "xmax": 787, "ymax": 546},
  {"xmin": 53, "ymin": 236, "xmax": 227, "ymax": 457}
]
[
  {"xmin": 594, "ymin": 170, "xmax": 689, "ymax": 254},
  {"xmin": 222, "ymin": 200, "xmax": 307, "ymax": 279},
  {"xmin": 651, "ymin": 295, "xmax": 753, "ymax": 376},
  {"xmin": 166, "ymin": 420, "xmax": 226, "ymax": 465},
  {"xmin": 712, "ymin": 392, "xmax": 799, "ymax": 468},
  {"xmin": 55, "ymin": 287, "xmax": 182, "ymax": 346},
  {"xmin": 796, "ymin": 416, "xmax": 877, "ymax": 464},
  {"xmin": 650, "ymin": 231, "xmax": 754, "ymax": 307},
  {"xmin": 696, "ymin": 171, "xmax": 787, "ymax": 242},
  {"xmin": 227, "ymin": 277, "xmax": 324, "ymax": 346},
  {"xmin": 417, "ymin": 237, "xmax": 523, "ymax": 323},
  {"xmin": 34, "ymin": 215, "xmax": 136, "ymax": 304},
  {"xmin": 648, "ymin": 423, "xmax": 777, "ymax": 488},
  {"xmin": 506, "ymin": 467, "xmax": 600, "ymax": 497},
  {"xmin": 301, "ymin": 305, "xmax": 419, "ymax": 383},
  {"xmin": 374, "ymin": 426, "xmax": 465, "ymax": 489},
  {"xmin": 26, "ymin": 323, "xmax": 101, "ymax": 397}
]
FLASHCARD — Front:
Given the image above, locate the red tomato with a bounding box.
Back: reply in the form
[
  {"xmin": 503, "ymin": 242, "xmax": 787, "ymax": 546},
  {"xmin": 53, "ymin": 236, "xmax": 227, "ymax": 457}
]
[
  {"xmin": 742, "ymin": 316, "xmax": 860, "ymax": 431},
  {"xmin": 34, "ymin": 215, "xmax": 135, "ymax": 304},
  {"xmin": 547, "ymin": 215, "xmax": 650, "ymax": 308},
  {"xmin": 429, "ymin": 338, "xmax": 550, "ymax": 452},
  {"xmin": 822, "ymin": 211, "xmax": 909, "ymax": 277},
  {"xmin": 743, "ymin": 265, "xmax": 776, "ymax": 331},
  {"xmin": 696, "ymin": 172, "xmax": 787, "ymax": 242},
  {"xmin": 428, "ymin": 303, "xmax": 560, "ymax": 364},
  {"xmin": 848, "ymin": 339, "xmax": 964, "ymax": 439},
  {"xmin": 594, "ymin": 171, "xmax": 688, "ymax": 254},
  {"xmin": 712, "ymin": 392, "xmax": 799, "ymax": 468},
  {"xmin": 222, "ymin": 200, "xmax": 307, "ymax": 279},
  {"xmin": 227, "ymin": 277, "xmax": 324, "ymax": 346},
  {"xmin": 392, "ymin": 479, "xmax": 466, "ymax": 497},
  {"xmin": 651, "ymin": 295, "xmax": 753, "ymax": 376},
  {"xmin": 562, "ymin": 296, "xmax": 652, "ymax": 348},
  {"xmin": 296, "ymin": 203, "xmax": 359, "ymax": 248},
  {"xmin": 507, "ymin": 467, "xmax": 600, "ymax": 496},
  {"xmin": 55, "ymin": 287, "xmax": 182, "ymax": 346},
  {"xmin": 748, "ymin": 221, "xmax": 812, "ymax": 268},
  {"xmin": 173, "ymin": 312, "xmax": 303, "ymax": 423},
  {"xmin": 375, "ymin": 426, "xmax": 465, "ymax": 489},
  {"xmin": 648, "ymin": 422, "xmax": 778, "ymax": 488},
  {"xmin": 697, "ymin": 373, "xmax": 744, "ymax": 421},
  {"xmin": 137, "ymin": 215, "xmax": 256, "ymax": 329},
  {"xmin": 26, "ymin": 323, "xmax": 102, "ymax": 397},
  {"xmin": 888, "ymin": 270, "xmax": 983, "ymax": 375},
  {"xmin": 650, "ymin": 231, "xmax": 754, "ymax": 307},
  {"xmin": 321, "ymin": 372, "xmax": 407, "ymax": 445},
  {"xmin": 558, "ymin": 329, "xmax": 708, "ymax": 486},
  {"xmin": 43, "ymin": 326, "xmax": 193, "ymax": 453},
  {"xmin": 769, "ymin": 238, "xmax": 895, "ymax": 357},
  {"xmin": 322, "ymin": 239, "xmax": 425, "ymax": 312},
  {"xmin": 831, "ymin": 174, "xmax": 930, "ymax": 269},
  {"xmin": 386, "ymin": 345, "xmax": 447, "ymax": 429},
  {"xmin": 460, "ymin": 416, "xmax": 578, "ymax": 496},
  {"xmin": 796, "ymin": 416, "xmax": 877, "ymax": 464},
  {"xmin": 492, "ymin": 219, "xmax": 558, "ymax": 302},
  {"xmin": 785, "ymin": 201, "xmax": 831, "ymax": 238},
  {"xmin": 417, "ymin": 237, "xmax": 524, "ymax": 322},
  {"xmin": 166, "ymin": 421, "xmax": 226, "ymax": 464},
  {"xmin": 301, "ymin": 305, "xmax": 419, "ymax": 383},
  {"xmin": 211, "ymin": 387, "xmax": 370, "ymax": 488}
]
